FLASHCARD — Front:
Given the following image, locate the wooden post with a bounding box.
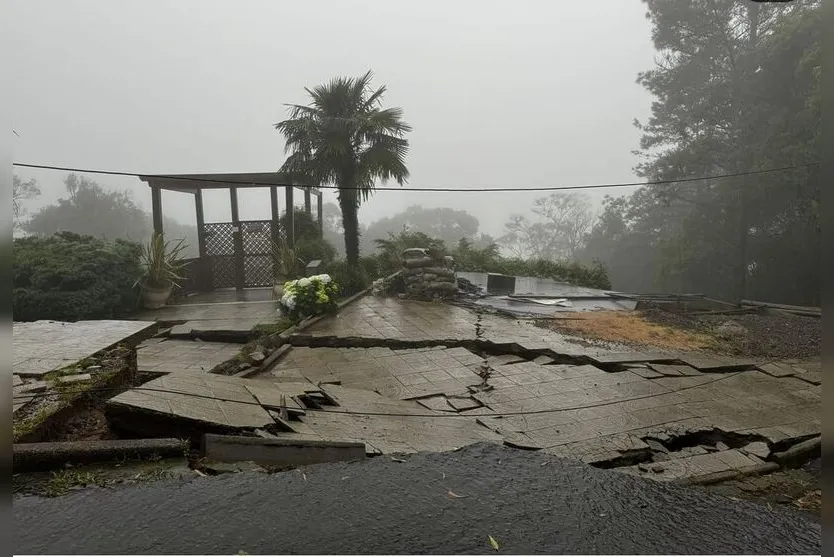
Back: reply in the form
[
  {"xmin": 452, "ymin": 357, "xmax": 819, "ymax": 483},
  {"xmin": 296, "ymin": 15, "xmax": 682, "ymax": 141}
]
[
  {"xmin": 270, "ymin": 186, "xmax": 280, "ymax": 243},
  {"xmin": 151, "ymin": 185, "xmax": 163, "ymax": 236},
  {"xmin": 194, "ymin": 190, "xmax": 212, "ymax": 292},
  {"xmin": 317, "ymin": 192, "xmax": 323, "ymax": 237},
  {"xmin": 304, "ymin": 187, "xmax": 312, "ymax": 214},
  {"xmin": 230, "ymin": 187, "xmax": 245, "ymax": 290},
  {"xmin": 285, "ymin": 186, "xmax": 295, "ymax": 247}
]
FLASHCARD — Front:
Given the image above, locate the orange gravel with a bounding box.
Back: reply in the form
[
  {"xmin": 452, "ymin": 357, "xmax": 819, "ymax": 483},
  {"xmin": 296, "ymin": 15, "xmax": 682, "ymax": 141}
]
[{"xmin": 539, "ymin": 310, "xmax": 718, "ymax": 351}]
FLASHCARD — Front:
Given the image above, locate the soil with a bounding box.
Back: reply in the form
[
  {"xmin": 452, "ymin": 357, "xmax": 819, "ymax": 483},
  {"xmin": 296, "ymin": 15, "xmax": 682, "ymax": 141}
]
[
  {"xmin": 641, "ymin": 307, "xmax": 821, "ymax": 359},
  {"xmin": 536, "ymin": 311, "xmax": 719, "ymax": 352},
  {"xmin": 48, "ymin": 406, "xmax": 117, "ymax": 442},
  {"xmin": 703, "ymin": 458, "xmax": 821, "ymax": 523}
]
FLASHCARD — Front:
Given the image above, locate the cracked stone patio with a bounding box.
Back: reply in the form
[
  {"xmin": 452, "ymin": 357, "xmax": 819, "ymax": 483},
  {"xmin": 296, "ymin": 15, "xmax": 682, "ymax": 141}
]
[{"xmin": 110, "ymin": 294, "xmax": 821, "ymax": 482}]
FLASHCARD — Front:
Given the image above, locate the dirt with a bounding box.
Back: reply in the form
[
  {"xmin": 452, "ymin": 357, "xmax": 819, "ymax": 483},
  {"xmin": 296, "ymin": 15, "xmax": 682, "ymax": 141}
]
[
  {"xmin": 703, "ymin": 458, "xmax": 821, "ymax": 523},
  {"xmin": 641, "ymin": 307, "xmax": 821, "ymax": 359},
  {"xmin": 536, "ymin": 311, "xmax": 719, "ymax": 352},
  {"xmin": 48, "ymin": 406, "xmax": 117, "ymax": 442}
]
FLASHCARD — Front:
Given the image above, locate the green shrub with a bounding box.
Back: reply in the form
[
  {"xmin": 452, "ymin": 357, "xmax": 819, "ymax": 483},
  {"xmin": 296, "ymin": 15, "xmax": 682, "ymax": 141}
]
[
  {"xmin": 13, "ymin": 232, "xmax": 142, "ymax": 321},
  {"xmin": 366, "ymin": 230, "xmax": 611, "ymax": 290},
  {"xmin": 325, "ymin": 260, "xmax": 371, "ymax": 297},
  {"xmin": 295, "ymin": 237, "xmax": 337, "ymax": 266}
]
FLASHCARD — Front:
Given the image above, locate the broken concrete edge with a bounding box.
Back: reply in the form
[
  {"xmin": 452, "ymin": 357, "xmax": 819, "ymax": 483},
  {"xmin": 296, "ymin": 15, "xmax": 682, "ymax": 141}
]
[
  {"xmin": 288, "ymin": 333, "xmax": 590, "ymax": 366},
  {"xmin": 336, "ymin": 270, "xmax": 403, "ymax": 310},
  {"xmin": 678, "ymin": 461, "xmax": 781, "ymax": 486},
  {"xmin": 772, "ymin": 435, "xmax": 821, "ymax": 467},
  {"xmin": 13, "ymin": 437, "xmax": 188, "ymax": 473},
  {"xmin": 14, "ymin": 353, "xmax": 139, "ymax": 443},
  {"xmin": 202, "ymin": 433, "xmax": 367, "ymax": 467}
]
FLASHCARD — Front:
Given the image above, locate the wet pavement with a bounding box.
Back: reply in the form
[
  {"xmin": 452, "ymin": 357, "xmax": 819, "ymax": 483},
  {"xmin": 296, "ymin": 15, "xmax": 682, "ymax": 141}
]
[
  {"xmin": 105, "ymin": 294, "xmax": 822, "ymax": 482},
  {"xmin": 13, "ymin": 443, "xmax": 821, "ymax": 555}
]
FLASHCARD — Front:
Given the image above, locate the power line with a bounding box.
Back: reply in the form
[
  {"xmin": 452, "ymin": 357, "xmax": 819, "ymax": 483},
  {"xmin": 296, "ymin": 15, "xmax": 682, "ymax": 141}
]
[
  {"xmin": 12, "ymin": 161, "xmax": 819, "ymax": 193},
  {"xmin": 14, "ymin": 371, "xmax": 740, "ymax": 419}
]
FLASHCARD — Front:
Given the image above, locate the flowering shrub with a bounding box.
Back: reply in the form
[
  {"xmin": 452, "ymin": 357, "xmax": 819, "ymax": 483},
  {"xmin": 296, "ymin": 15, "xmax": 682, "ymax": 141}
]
[{"xmin": 278, "ymin": 274, "xmax": 339, "ymax": 322}]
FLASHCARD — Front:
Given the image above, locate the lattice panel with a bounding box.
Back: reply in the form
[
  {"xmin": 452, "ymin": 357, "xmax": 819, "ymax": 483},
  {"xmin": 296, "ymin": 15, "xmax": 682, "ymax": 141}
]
[
  {"xmin": 241, "ymin": 220, "xmax": 273, "ymax": 255},
  {"xmin": 204, "ymin": 222, "xmax": 235, "ymax": 256},
  {"xmin": 244, "ymin": 255, "xmax": 273, "ymax": 287},
  {"xmin": 211, "ymin": 256, "xmax": 236, "ymax": 289}
]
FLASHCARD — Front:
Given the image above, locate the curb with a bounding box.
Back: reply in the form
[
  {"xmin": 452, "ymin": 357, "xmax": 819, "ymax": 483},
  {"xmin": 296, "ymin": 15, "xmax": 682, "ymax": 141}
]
[
  {"xmin": 203, "ymin": 434, "xmax": 366, "ymax": 467},
  {"xmin": 13, "ymin": 438, "xmax": 188, "ymax": 473}
]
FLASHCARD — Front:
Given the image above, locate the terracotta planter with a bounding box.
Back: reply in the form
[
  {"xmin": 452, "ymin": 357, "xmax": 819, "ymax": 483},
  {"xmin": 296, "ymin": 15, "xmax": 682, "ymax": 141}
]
[{"xmin": 141, "ymin": 283, "xmax": 173, "ymax": 309}]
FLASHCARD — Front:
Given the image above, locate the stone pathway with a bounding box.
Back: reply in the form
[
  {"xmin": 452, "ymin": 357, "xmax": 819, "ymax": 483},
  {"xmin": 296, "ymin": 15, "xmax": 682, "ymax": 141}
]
[
  {"xmin": 136, "ymin": 338, "xmax": 243, "ymax": 375},
  {"xmin": 107, "ymin": 294, "xmax": 820, "ymax": 482}
]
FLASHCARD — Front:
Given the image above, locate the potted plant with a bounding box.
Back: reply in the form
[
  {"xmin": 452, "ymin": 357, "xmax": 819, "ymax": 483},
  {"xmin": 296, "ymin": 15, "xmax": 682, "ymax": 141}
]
[
  {"xmin": 271, "ymin": 236, "xmax": 299, "ymax": 298},
  {"xmin": 136, "ymin": 232, "xmax": 189, "ymax": 309}
]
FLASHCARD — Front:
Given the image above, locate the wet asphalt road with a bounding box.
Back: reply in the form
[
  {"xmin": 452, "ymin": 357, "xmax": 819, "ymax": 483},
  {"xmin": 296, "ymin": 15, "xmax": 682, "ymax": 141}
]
[{"xmin": 14, "ymin": 443, "xmax": 820, "ymax": 554}]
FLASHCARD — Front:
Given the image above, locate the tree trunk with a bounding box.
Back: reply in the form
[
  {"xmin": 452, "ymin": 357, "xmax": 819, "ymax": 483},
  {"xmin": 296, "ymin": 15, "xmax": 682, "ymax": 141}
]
[{"xmin": 339, "ymin": 192, "xmax": 360, "ymax": 266}]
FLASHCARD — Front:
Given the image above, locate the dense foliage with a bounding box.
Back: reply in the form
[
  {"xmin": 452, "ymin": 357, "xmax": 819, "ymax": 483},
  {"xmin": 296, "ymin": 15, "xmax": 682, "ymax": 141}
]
[
  {"xmin": 13, "ymin": 233, "xmax": 143, "ymax": 321},
  {"xmin": 371, "ymin": 231, "xmax": 611, "ymax": 290},
  {"xmin": 580, "ymin": 1, "xmax": 820, "ymax": 305}
]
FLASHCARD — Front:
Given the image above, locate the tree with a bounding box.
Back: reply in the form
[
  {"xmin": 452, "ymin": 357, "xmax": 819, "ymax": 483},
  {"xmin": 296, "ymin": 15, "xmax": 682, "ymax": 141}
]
[
  {"xmin": 582, "ymin": 1, "xmax": 820, "ymax": 304},
  {"xmin": 12, "ymin": 175, "xmax": 41, "ymax": 233},
  {"xmin": 275, "ymin": 71, "xmax": 412, "ymax": 265},
  {"xmin": 25, "ymin": 174, "xmax": 199, "ymax": 257},
  {"xmin": 498, "ymin": 193, "xmax": 594, "ymax": 260}
]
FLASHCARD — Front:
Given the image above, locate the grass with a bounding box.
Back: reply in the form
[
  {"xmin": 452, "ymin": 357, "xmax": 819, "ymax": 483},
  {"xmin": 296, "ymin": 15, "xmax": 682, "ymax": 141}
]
[
  {"xmin": 251, "ymin": 318, "xmax": 294, "ymax": 338},
  {"xmin": 45, "ymin": 469, "xmax": 106, "ymax": 497}
]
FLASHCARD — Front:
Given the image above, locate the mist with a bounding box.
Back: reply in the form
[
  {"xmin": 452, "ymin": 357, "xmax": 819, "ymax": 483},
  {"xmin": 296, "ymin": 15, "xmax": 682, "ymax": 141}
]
[{"xmin": 7, "ymin": 0, "xmax": 655, "ymax": 236}]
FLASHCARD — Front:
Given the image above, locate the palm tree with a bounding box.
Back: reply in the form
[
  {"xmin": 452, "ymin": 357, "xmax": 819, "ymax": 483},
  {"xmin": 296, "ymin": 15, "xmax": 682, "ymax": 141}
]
[{"xmin": 275, "ymin": 71, "xmax": 411, "ymax": 265}]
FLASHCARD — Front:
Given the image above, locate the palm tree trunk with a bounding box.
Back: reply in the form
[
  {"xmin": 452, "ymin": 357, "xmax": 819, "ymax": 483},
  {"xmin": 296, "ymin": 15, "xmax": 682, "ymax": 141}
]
[{"xmin": 339, "ymin": 192, "xmax": 360, "ymax": 266}]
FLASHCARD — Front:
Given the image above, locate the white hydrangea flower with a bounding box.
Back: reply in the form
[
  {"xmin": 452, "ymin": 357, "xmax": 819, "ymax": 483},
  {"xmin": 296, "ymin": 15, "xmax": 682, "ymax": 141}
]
[
  {"xmin": 316, "ymin": 274, "xmax": 332, "ymax": 284},
  {"xmin": 298, "ymin": 277, "xmax": 311, "ymax": 288}
]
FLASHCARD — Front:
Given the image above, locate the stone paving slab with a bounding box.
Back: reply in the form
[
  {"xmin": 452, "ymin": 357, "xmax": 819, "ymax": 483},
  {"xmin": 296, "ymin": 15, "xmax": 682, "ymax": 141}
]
[
  {"xmin": 270, "ymin": 346, "xmax": 485, "ymax": 401},
  {"xmin": 13, "ymin": 320, "xmax": 155, "ymax": 377},
  {"xmin": 108, "ymin": 374, "xmax": 277, "ymax": 429},
  {"xmin": 137, "ymin": 339, "xmax": 242, "ymax": 374},
  {"xmin": 298, "ymin": 385, "xmax": 503, "ymax": 453}
]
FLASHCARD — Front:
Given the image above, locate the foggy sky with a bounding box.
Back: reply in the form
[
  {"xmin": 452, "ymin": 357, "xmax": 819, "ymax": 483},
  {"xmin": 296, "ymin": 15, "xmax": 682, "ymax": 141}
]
[{"xmin": 7, "ymin": 0, "xmax": 656, "ymax": 238}]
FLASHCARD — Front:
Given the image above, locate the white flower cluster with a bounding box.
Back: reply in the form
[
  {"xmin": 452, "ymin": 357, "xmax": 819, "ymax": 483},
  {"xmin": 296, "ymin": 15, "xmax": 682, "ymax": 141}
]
[{"xmin": 280, "ymin": 291, "xmax": 296, "ymax": 310}]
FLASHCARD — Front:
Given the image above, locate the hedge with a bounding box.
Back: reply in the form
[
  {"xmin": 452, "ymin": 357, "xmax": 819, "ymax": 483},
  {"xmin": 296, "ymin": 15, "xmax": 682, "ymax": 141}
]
[{"xmin": 13, "ymin": 232, "xmax": 143, "ymax": 322}]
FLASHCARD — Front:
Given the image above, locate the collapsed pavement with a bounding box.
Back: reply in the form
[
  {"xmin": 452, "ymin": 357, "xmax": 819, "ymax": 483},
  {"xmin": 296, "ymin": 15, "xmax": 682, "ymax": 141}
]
[{"xmin": 106, "ymin": 293, "xmax": 821, "ymax": 484}]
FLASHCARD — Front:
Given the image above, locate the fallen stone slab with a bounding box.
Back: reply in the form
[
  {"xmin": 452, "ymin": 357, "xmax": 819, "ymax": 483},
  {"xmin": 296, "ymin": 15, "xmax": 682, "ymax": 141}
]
[
  {"xmin": 13, "ymin": 374, "xmax": 22, "ymax": 387},
  {"xmin": 757, "ymin": 362, "xmax": 798, "ymax": 378},
  {"xmin": 202, "ymin": 434, "xmax": 366, "ymax": 467},
  {"xmin": 13, "ymin": 438, "xmax": 187, "ymax": 472},
  {"xmin": 589, "ymin": 352, "xmax": 677, "ymax": 365},
  {"xmin": 678, "ymin": 355, "xmax": 759, "ymax": 372},
  {"xmin": 57, "ymin": 373, "xmax": 92, "ymax": 384}
]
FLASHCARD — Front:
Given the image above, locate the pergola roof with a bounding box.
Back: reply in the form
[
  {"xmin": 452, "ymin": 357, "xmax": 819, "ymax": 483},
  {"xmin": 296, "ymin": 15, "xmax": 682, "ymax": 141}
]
[{"xmin": 139, "ymin": 172, "xmax": 319, "ymax": 195}]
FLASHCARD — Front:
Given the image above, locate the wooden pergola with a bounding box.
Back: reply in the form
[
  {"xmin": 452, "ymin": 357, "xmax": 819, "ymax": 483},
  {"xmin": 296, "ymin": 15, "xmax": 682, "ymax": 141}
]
[{"xmin": 140, "ymin": 172, "xmax": 323, "ymax": 291}]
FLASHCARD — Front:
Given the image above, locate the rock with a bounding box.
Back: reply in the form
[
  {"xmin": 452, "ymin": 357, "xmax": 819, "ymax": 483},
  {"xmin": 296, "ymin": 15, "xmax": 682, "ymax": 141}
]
[
  {"xmin": 651, "ymin": 464, "xmax": 665, "ymax": 473},
  {"xmin": 57, "ymin": 373, "xmax": 92, "ymax": 384},
  {"xmin": 637, "ymin": 463, "xmax": 651, "ymax": 473},
  {"xmin": 716, "ymin": 442, "xmax": 730, "ymax": 451},
  {"xmin": 16, "ymin": 381, "xmax": 49, "ymax": 394},
  {"xmin": 13, "ymin": 375, "xmax": 22, "ymax": 387},
  {"xmin": 249, "ymin": 351, "xmax": 266, "ymax": 364},
  {"xmin": 652, "ymin": 452, "xmax": 670, "ymax": 462},
  {"xmin": 741, "ymin": 441, "xmax": 771, "ymax": 460},
  {"xmin": 645, "ymin": 439, "xmax": 668, "ymax": 453}
]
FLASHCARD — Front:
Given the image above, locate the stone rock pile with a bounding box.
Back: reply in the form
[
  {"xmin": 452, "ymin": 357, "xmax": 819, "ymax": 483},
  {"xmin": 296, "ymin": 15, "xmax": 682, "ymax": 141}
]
[{"xmin": 401, "ymin": 248, "xmax": 458, "ymax": 298}]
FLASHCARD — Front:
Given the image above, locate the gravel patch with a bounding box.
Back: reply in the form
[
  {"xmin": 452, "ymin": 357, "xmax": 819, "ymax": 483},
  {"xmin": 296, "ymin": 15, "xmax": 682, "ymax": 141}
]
[{"xmin": 641, "ymin": 307, "xmax": 820, "ymax": 359}]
